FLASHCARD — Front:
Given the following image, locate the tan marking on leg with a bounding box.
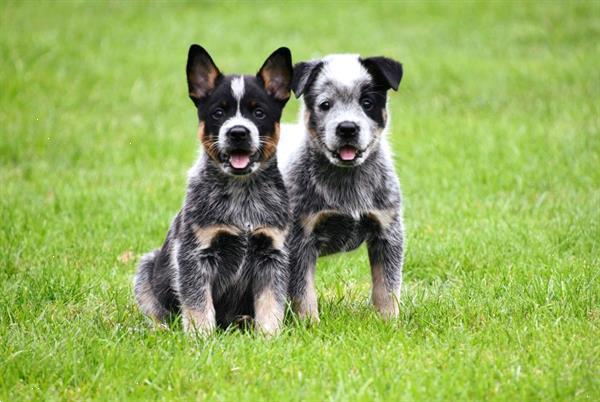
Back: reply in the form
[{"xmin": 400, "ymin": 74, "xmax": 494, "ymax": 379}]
[
  {"xmin": 182, "ymin": 288, "xmax": 216, "ymax": 337},
  {"xmin": 371, "ymin": 263, "xmax": 399, "ymax": 319},
  {"xmin": 254, "ymin": 287, "xmax": 284, "ymax": 336},
  {"xmin": 292, "ymin": 268, "xmax": 320, "ymax": 323},
  {"xmin": 134, "ymin": 256, "xmax": 168, "ymax": 326},
  {"xmin": 193, "ymin": 224, "xmax": 242, "ymax": 249},
  {"xmin": 301, "ymin": 209, "xmax": 341, "ymax": 236},
  {"xmin": 367, "ymin": 208, "xmax": 397, "ymax": 231},
  {"xmin": 251, "ymin": 226, "xmax": 288, "ymax": 250}
]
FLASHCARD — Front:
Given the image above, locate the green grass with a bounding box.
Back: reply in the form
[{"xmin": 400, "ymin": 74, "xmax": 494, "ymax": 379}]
[{"xmin": 1, "ymin": 1, "xmax": 599, "ymax": 400}]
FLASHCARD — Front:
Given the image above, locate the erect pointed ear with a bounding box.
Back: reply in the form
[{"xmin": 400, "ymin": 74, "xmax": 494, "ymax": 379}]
[
  {"xmin": 186, "ymin": 44, "xmax": 222, "ymax": 104},
  {"xmin": 360, "ymin": 56, "xmax": 403, "ymax": 91},
  {"xmin": 291, "ymin": 60, "xmax": 322, "ymax": 98},
  {"xmin": 257, "ymin": 47, "xmax": 293, "ymax": 102}
]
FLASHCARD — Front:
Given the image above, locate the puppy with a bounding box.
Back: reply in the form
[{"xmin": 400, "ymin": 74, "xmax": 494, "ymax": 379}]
[
  {"xmin": 134, "ymin": 45, "xmax": 293, "ymax": 336},
  {"xmin": 278, "ymin": 54, "xmax": 404, "ymax": 322}
]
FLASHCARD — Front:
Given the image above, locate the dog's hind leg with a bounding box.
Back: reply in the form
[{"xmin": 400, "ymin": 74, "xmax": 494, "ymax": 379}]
[
  {"xmin": 134, "ymin": 249, "xmax": 171, "ymax": 325},
  {"xmin": 367, "ymin": 217, "xmax": 404, "ymax": 319}
]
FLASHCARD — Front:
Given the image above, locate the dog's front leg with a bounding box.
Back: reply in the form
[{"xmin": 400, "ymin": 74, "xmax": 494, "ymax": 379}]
[
  {"xmin": 249, "ymin": 228, "xmax": 289, "ymax": 336},
  {"xmin": 367, "ymin": 217, "xmax": 404, "ymax": 319},
  {"xmin": 287, "ymin": 224, "xmax": 320, "ymax": 323},
  {"xmin": 177, "ymin": 247, "xmax": 216, "ymax": 336}
]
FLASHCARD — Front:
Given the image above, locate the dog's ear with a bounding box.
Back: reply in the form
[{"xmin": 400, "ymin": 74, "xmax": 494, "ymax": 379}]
[
  {"xmin": 257, "ymin": 47, "xmax": 293, "ymax": 102},
  {"xmin": 291, "ymin": 60, "xmax": 322, "ymax": 98},
  {"xmin": 360, "ymin": 56, "xmax": 403, "ymax": 91},
  {"xmin": 187, "ymin": 44, "xmax": 222, "ymax": 104}
]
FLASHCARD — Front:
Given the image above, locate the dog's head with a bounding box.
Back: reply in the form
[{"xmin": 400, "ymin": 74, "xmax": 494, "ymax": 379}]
[
  {"xmin": 292, "ymin": 54, "xmax": 402, "ymax": 167},
  {"xmin": 187, "ymin": 45, "xmax": 292, "ymax": 176}
]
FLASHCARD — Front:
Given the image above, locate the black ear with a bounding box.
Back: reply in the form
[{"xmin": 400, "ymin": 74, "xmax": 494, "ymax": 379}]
[
  {"xmin": 360, "ymin": 56, "xmax": 403, "ymax": 91},
  {"xmin": 257, "ymin": 47, "xmax": 293, "ymax": 102},
  {"xmin": 186, "ymin": 44, "xmax": 222, "ymax": 104},
  {"xmin": 291, "ymin": 60, "xmax": 322, "ymax": 98}
]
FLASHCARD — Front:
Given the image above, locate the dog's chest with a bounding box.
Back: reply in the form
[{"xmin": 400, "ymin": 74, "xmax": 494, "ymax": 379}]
[{"xmin": 302, "ymin": 208, "xmax": 397, "ymax": 255}]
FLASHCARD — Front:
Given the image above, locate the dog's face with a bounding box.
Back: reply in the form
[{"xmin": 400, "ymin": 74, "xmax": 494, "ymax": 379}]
[
  {"xmin": 292, "ymin": 54, "xmax": 402, "ymax": 167},
  {"xmin": 187, "ymin": 45, "xmax": 292, "ymax": 176}
]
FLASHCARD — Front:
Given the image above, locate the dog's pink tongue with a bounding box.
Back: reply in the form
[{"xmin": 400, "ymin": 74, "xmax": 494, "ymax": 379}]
[
  {"xmin": 339, "ymin": 146, "xmax": 357, "ymax": 161},
  {"xmin": 230, "ymin": 152, "xmax": 251, "ymax": 169}
]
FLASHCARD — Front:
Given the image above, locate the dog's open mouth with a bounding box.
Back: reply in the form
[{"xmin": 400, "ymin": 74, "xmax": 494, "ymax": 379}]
[
  {"xmin": 229, "ymin": 151, "xmax": 252, "ymax": 169},
  {"xmin": 222, "ymin": 150, "xmax": 257, "ymax": 173},
  {"xmin": 333, "ymin": 145, "xmax": 362, "ymax": 162}
]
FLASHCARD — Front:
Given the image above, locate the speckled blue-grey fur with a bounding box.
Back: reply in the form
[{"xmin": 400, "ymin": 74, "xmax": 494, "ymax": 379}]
[
  {"xmin": 278, "ymin": 54, "xmax": 405, "ymax": 321},
  {"xmin": 134, "ymin": 45, "xmax": 293, "ymax": 336}
]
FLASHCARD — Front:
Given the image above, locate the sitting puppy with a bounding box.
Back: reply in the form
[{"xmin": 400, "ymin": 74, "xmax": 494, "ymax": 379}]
[
  {"xmin": 278, "ymin": 54, "xmax": 404, "ymax": 322},
  {"xmin": 134, "ymin": 45, "xmax": 293, "ymax": 336}
]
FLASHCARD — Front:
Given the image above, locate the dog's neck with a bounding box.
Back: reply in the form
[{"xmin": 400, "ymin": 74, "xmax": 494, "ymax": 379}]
[{"xmin": 302, "ymin": 142, "xmax": 392, "ymax": 209}]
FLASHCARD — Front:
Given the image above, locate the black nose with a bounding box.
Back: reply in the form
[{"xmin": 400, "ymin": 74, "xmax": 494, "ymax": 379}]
[
  {"xmin": 336, "ymin": 121, "xmax": 359, "ymax": 138},
  {"xmin": 228, "ymin": 125, "xmax": 250, "ymax": 142}
]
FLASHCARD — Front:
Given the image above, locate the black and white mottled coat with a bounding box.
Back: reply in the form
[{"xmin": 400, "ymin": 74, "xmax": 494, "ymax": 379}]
[
  {"xmin": 278, "ymin": 54, "xmax": 405, "ymax": 322},
  {"xmin": 134, "ymin": 45, "xmax": 294, "ymax": 335}
]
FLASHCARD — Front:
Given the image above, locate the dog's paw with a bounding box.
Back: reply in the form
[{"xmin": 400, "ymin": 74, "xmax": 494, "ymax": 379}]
[
  {"xmin": 255, "ymin": 316, "xmax": 282, "ymax": 337},
  {"xmin": 373, "ymin": 294, "xmax": 399, "ymax": 320},
  {"xmin": 182, "ymin": 307, "xmax": 216, "ymax": 337},
  {"xmin": 296, "ymin": 305, "xmax": 320, "ymax": 324}
]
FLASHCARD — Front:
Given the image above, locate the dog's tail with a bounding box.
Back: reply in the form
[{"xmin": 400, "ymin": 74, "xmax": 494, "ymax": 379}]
[{"xmin": 134, "ymin": 249, "xmax": 170, "ymax": 322}]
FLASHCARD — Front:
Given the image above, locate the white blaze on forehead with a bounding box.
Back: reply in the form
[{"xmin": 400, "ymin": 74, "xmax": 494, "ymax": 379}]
[
  {"xmin": 231, "ymin": 76, "xmax": 245, "ymax": 102},
  {"xmin": 219, "ymin": 76, "xmax": 258, "ymax": 152},
  {"xmin": 318, "ymin": 54, "xmax": 370, "ymax": 89}
]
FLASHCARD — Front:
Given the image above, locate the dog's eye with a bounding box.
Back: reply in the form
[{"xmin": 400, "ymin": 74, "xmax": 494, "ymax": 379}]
[
  {"xmin": 360, "ymin": 98, "xmax": 373, "ymax": 111},
  {"xmin": 253, "ymin": 108, "xmax": 266, "ymax": 119},
  {"xmin": 319, "ymin": 101, "xmax": 331, "ymax": 111},
  {"xmin": 211, "ymin": 108, "xmax": 225, "ymax": 120}
]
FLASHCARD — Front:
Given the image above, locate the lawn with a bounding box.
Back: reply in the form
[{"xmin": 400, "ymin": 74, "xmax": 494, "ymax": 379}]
[{"xmin": 1, "ymin": 1, "xmax": 598, "ymax": 400}]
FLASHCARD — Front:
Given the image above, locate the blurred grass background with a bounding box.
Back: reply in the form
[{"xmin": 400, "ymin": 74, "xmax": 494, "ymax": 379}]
[{"xmin": 1, "ymin": 1, "xmax": 599, "ymax": 400}]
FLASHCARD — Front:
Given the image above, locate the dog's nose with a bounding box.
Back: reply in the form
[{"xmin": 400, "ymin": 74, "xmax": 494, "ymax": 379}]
[
  {"xmin": 228, "ymin": 125, "xmax": 250, "ymax": 142},
  {"xmin": 336, "ymin": 121, "xmax": 359, "ymax": 138}
]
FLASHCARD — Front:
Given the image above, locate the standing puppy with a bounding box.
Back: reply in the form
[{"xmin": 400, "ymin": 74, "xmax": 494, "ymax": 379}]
[
  {"xmin": 134, "ymin": 45, "xmax": 293, "ymax": 336},
  {"xmin": 279, "ymin": 54, "xmax": 404, "ymax": 322}
]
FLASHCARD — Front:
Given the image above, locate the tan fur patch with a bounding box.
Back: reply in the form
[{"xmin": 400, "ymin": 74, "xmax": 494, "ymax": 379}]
[
  {"xmin": 261, "ymin": 122, "xmax": 280, "ymax": 162},
  {"xmin": 371, "ymin": 263, "xmax": 399, "ymax": 319},
  {"xmin": 382, "ymin": 109, "xmax": 388, "ymax": 124},
  {"xmin": 197, "ymin": 121, "xmax": 205, "ymax": 141},
  {"xmin": 193, "ymin": 224, "xmax": 242, "ymax": 249},
  {"xmin": 301, "ymin": 209, "xmax": 341, "ymax": 236},
  {"xmin": 254, "ymin": 287, "xmax": 284, "ymax": 336},
  {"xmin": 136, "ymin": 286, "xmax": 162, "ymax": 322},
  {"xmin": 182, "ymin": 302, "xmax": 216, "ymax": 337},
  {"xmin": 251, "ymin": 226, "xmax": 288, "ymax": 250},
  {"xmin": 367, "ymin": 208, "xmax": 397, "ymax": 231},
  {"xmin": 292, "ymin": 268, "xmax": 320, "ymax": 323},
  {"xmin": 303, "ymin": 110, "xmax": 319, "ymax": 139},
  {"xmin": 198, "ymin": 121, "xmax": 220, "ymax": 162}
]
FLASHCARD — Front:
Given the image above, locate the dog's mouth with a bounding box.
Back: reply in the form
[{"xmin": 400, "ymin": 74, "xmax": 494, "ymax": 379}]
[
  {"xmin": 331, "ymin": 145, "xmax": 363, "ymax": 163},
  {"xmin": 221, "ymin": 150, "xmax": 258, "ymax": 174}
]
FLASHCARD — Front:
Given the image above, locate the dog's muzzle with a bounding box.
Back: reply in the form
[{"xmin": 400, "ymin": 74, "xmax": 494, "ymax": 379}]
[
  {"xmin": 221, "ymin": 125, "xmax": 258, "ymax": 173},
  {"xmin": 331, "ymin": 121, "xmax": 362, "ymax": 163}
]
